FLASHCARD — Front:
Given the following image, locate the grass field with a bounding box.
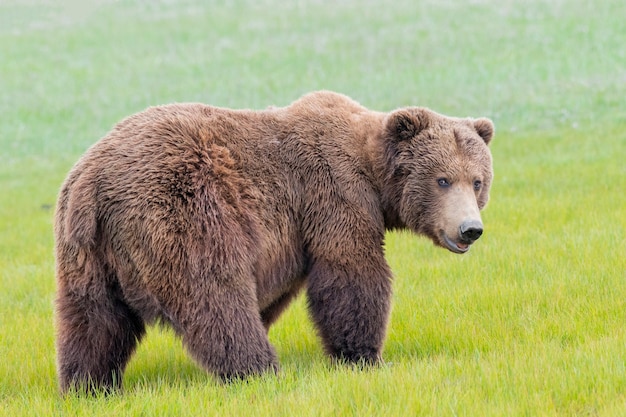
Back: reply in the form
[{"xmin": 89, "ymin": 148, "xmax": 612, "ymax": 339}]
[{"xmin": 1, "ymin": 0, "xmax": 625, "ymax": 415}]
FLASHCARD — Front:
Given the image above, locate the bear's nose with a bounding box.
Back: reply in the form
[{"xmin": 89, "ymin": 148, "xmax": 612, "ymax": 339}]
[{"xmin": 460, "ymin": 220, "xmax": 483, "ymax": 242}]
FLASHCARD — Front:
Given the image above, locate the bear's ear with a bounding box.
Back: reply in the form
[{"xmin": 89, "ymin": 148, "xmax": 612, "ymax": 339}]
[
  {"xmin": 473, "ymin": 118, "xmax": 494, "ymax": 145},
  {"xmin": 386, "ymin": 109, "xmax": 430, "ymax": 142}
]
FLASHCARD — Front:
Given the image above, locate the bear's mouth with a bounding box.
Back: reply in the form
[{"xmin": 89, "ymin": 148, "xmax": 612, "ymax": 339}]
[{"xmin": 441, "ymin": 233, "xmax": 471, "ymax": 254}]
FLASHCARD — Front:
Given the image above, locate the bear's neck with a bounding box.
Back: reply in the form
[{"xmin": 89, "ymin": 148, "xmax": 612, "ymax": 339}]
[{"xmin": 362, "ymin": 114, "xmax": 404, "ymax": 230}]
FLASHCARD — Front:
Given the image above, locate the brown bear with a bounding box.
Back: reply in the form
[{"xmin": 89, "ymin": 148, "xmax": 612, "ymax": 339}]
[{"xmin": 54, "ymin": 91, "xmax": 494, "ymax": 393}]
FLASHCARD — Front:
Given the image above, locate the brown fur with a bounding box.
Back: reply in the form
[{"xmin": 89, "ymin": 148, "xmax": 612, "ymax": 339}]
[{"xmin": 54, "ymin": 91, "xmax": 494, "ymax": 393}]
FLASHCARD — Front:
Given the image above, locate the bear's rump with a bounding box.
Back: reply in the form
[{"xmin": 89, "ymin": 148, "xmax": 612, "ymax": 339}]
[{"xmin": 97, "ymin": 160, "xmax": 306, "ymax": 324}]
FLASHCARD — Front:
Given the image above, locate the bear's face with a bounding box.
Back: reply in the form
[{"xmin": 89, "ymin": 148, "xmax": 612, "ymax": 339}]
[{"xmin": 380, "ymin": 108, "xmax": 494, "ymax": 253}]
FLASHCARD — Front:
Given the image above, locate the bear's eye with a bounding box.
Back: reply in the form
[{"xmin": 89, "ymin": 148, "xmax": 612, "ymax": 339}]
[
  {"xmin": 437, "ymin": 178, "xmax": 450, "ymax": 188},
  {"xmin": 473, "ymin": 180, "xmax": 482, "ymax": 191}
]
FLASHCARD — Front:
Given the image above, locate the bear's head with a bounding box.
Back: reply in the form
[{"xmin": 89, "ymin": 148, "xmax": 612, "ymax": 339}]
[{"xmin": 378, "ymin": 107, "xmax": 494, "ymax": 254}]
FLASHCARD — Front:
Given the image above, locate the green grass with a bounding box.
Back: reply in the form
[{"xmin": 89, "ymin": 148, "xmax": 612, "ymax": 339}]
[{"xmin": 1, "ymin": 0, "xmax": 625, "ymax": 415}]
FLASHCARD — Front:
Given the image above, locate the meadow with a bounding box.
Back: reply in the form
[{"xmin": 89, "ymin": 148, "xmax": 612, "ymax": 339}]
[{"xmin": 1, "ymin": 0, "xmax": 625, "ymax": 415}]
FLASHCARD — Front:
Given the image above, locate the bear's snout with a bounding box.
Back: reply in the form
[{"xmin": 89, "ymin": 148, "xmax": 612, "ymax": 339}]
[{"xmin": 459, "ymin": 220, "xmax": 483, "ymax": 243}]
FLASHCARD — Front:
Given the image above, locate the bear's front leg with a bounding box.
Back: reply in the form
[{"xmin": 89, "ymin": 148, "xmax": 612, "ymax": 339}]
[{"xmin": 306, "ymin": 255, "xmax": 392, "ymax": 365}]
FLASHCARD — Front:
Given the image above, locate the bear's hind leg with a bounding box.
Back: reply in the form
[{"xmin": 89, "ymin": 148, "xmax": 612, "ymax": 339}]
[
  {"xmin": 179, "ymin": 284, "xmax": 278, "ymax": 381},
  {"xmin": 154, "ymin": 266, "xmax": 278, "ymax": 381},
  {"xmin": 55, "ymin": 255, "xmax": 145, "ymax": 394}
]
